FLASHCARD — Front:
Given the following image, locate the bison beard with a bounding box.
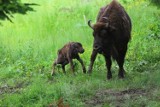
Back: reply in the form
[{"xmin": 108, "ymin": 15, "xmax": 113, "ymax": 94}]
[{"xmin": 88, "ymin": 0, "xmax": 132, "ymax": 79}]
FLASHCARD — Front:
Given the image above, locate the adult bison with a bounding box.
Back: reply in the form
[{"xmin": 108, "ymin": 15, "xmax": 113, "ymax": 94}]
[{"xmin": 88, "ymin": 0, "xmax": 132, "ymax": 79}]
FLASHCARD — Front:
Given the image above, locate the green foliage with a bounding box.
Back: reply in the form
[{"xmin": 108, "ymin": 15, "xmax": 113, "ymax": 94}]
[
  {"xmin": 0, "ymin": 0, "xmax": 38, "ymax": 22},
  {"xmin": 0, "ymin": 0, "xmax": 160, "ymax": 106},
  {"xmin": 149, "ymin": 0, "xmax": 160, "ymax": 5}
]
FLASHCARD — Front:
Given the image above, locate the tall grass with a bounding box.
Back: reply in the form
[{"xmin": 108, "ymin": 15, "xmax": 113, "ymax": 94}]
[{"xmin": 0, "ymin": 0, "xmax": 160, "ymax": 106}]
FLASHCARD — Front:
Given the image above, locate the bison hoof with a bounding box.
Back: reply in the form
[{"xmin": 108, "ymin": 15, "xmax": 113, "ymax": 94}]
[
  {"xmin": 118, "ymin": 73, "xmax": 124, "ymax": 79},
  {"xmin": 107, "ymin": 75, "xmax": 112, "ymax": 80},
  {"xmin": 83, "ymin": 69, "xmax": 87, "ymax": 74},
  {"xmin": 87, "ymin": 70, "xmax": 92, "ymax": 75},
  {"xmin": 118, "ymin": 75, "xmax": 124, "ymax": 79},
  {"xmin": 51, "ymin": 72, "xmax": 55, "ymax": 76}
]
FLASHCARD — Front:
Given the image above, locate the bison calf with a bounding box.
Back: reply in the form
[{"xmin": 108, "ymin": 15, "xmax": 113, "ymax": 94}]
[{"xmin": 51, "ymin": 42, "xmax": 86, "ymax": 76}]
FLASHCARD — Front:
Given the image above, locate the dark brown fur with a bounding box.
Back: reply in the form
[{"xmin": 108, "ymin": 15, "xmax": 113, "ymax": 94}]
[
  {"xmin": 51, "ymin": 42, "xmax": 86, "ymax": 75},
  {"xmin": 88, "ymin": 0, "xmax": 132, "ymax": 79}
]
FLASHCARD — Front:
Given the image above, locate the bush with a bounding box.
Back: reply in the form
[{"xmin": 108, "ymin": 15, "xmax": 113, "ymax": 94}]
[{"xmin": 149, "ymin": 0, "xmax": 160, "ymax": 6}]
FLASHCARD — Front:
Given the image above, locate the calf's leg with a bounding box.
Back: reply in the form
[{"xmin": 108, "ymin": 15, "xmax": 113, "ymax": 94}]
[
  {"xmin": 67, "ymin": 57, "xmax": 75, "ymax": 74},
  {"xmin": 51, "ymin": 61, "xmax": 57, "ymax": 76},
  {"xmin": 61, "ymin": 60, "xmax": 68, "ymax": 74},
  {"xmin": 62, "ymin": 65, "xmax": 66, "ymax": 74}
]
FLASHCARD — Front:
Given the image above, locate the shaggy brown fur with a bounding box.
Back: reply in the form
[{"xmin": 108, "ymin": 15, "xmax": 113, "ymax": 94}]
[
  {"xmin": 88, "ymin": 0, "xmax": 132, "ymax": 79},
  {"xmin": 51, "ymin": 42, "xmax": 86, "ymax": 76}
]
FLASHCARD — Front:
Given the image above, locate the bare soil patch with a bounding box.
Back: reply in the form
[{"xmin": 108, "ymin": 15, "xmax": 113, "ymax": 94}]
[
  {"xmin": 0, "ymin": 81, "xmax": 29, "ymax": 95},
  {"xmin": 85, "ymin": 88, "xmax": 148, "ymax": 107}
]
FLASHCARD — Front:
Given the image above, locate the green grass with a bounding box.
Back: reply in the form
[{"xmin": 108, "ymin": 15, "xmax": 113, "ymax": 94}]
[{"xmin": 0, "ymin": 0, "xmax": 160, "ymax": 106}]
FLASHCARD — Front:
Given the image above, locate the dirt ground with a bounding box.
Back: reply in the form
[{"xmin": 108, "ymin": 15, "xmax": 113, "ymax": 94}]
[
  {"xmin": 0, "ymin": 81, "xmax": 29, "ymax": 95},
  {"xmin": 84, "ymin": 88, "xmax": 149, "ymax": 107}
]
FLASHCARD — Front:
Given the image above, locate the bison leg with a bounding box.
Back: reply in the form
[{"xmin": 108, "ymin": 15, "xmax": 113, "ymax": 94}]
[
  {"xmin": 104, "ymin": 54, "xmax": 112, "ymax": 79},
  {"xmin": 62, "ymin": 65, "xmax": 66, "ymax": 74},
  {"xmin": 88, "ymin": 50, "xmax": 98, "ymax": 74},
  {"xmin": 76, "ymin": 56, "xmax": 86, "ymax": 73},
  {"xmin": 68, "ymin": 58, "xmax": 75, "ymax": 74},
  {"xmin": 116, "ymin": 45, "xmax": 127, "ymax": 78},
  {"xmin": 61, "ymin": 60, "xmax": 68, "ymax": 74},
  {"xmin": 66, "ymin": 53, "xmax": 75, "ymax": 74},
  {"xmin": 70, "ymin": 60, "xmax": 75, "ymax": 74},
  {"xmin": 51, "ymin": 61, "xmax": 57, "ymax": 76}
]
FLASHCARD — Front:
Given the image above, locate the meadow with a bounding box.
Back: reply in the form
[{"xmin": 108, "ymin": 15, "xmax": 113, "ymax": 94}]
[{"xmin": 0, "ymin": 0, "xmax": 160, "ymax": 106}]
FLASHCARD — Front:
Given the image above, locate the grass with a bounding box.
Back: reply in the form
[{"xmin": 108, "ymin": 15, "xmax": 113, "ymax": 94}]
[{"xmin": 0, "ymin": 0, "xmax": 160, "ymax": 106}]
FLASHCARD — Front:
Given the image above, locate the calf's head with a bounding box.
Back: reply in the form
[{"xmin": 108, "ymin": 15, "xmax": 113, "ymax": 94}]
[
  {"xmin": 88, "ymin": 18, "xmax": 115, "ymax": 53},
  {"xmin": 72, "ymin": 42, "xmax": 85, "ymax": 54}
]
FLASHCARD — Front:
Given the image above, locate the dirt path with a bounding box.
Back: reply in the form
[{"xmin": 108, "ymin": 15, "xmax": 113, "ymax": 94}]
[{"xmin": 85, "ymin": 88, "xmax": 148, "ymax": 107}]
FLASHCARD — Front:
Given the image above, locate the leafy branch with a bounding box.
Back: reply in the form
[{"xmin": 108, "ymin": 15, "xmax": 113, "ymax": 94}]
[{"xmin": 0, "ymin": 0, "xmax": 38, "ymax": 22}]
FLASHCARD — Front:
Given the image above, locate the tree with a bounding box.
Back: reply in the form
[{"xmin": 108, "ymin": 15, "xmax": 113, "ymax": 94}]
[
  {"xmin": 149, "ymin": 0, "xmax": 160, "ymax": 6},
  {"xmin": 0, "ymin": 0, "xmax": 38, "ymax": 23}
]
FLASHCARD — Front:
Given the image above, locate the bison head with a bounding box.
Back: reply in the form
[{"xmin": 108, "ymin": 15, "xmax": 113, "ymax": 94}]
[
  {"xmin": 88, "ymin": 18, "xmax": 115, "ymax": 54},
  {"xmin": 72, "ymin": 42, "xmax": 85, "ymax": 54}
]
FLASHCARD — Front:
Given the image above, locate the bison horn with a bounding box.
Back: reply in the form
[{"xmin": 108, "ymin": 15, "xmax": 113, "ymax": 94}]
[{"xmin": 88, "ymin": 20, "xmax": 94, "ymax": 29}]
